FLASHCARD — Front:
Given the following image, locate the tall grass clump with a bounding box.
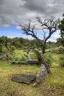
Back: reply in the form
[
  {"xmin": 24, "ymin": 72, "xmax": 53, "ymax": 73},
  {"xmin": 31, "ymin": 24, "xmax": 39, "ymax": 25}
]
[
  {"xmin": 51, "ymin": 46, "xmax": 64, "ymax": 54},
  {"xmin": 11, "ymin": 55, "xmax": 27, "ymax": 61},
  {"xmin": 59, "ymin": 55, "xmax": 64, "ymax": 67},
  {"xmin": 44, "ymin": 53, "xmax": 53, "ymax": 67}
]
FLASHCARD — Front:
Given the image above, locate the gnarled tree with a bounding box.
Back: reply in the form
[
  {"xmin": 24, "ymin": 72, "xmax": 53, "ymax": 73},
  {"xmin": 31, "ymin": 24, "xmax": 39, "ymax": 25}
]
[
  {"xmin": 21, "ymin": 17, "xmax": 58, "ymax": 54},
  {"xmin": 58, "ymin": 17, "xmax": 64, "ymax": 46}
]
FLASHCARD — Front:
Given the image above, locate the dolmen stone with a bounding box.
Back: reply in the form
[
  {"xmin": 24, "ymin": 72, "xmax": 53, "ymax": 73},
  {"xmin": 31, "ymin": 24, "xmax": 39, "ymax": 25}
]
[
  {"xmin": 11, "ymin": 60, "xmax": 39, "ymax": 65},
  {"xmin": 11, "ymin": 73, "xmax": 36, "ymax": 84},
  {"xmin": 11, "ymin": 49, "xmax": 49, "ymax": 85},
  {"xmin": 27, "ymin": 60, "xmax": 39, "ymax": 65}
]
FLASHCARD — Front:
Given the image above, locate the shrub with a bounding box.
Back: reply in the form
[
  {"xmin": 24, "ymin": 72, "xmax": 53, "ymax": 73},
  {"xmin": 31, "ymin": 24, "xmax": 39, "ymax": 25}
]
[
  {"xmin": 59, "ymin": 56, "xmax": 64, "ymax": 67},
  {"xmin": 29, "ymin": 52, "xmax": 37, "ymax": 59},
  {"xmin": 51, "ymin": 46, "xmax": 64, "ymax": 54},
  {"xmin": 20, "ymin": 56, "xmax": 27, "ymax": 61},
  {"xmin": 2, "ymin": 46, "xmax": 7, "ymax": 53},
  {"xmin": 11, "ymin": 55, "xmax": 27, "ymax": 61},
  {"xmin": 44, "ymin": 53, "xmax": 53, "ymax": 66},
  {"xmin": 11, "ymin": 46, "xmax": 16, "ymax": 52},
  {"xmin": 0, "ymin": 44, "xmax": 3, "ymax": 53},
  {"xmin": 58, "ymin": 46, "xmax": 64, "ymax": 54}
]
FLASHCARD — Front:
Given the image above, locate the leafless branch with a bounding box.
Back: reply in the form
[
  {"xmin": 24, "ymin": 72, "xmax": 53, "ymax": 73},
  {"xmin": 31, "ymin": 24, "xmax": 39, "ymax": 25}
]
[
  {"xmin": 20, "ymin": 17, "xmax": 58, "ymax": 53},
  {"xmin": 21, "ymin": 20, "xmax": 43, "ymax": 45},
  {"xmin": 37, "ymin": 17, "xmax": 58, "ymax": 42}
]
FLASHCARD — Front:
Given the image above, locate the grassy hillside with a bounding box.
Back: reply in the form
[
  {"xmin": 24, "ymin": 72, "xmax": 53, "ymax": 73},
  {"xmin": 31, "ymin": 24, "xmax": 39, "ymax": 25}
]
[{"xmin": 0, "ymin": 51, "xmax": 64, "ymax": 96}]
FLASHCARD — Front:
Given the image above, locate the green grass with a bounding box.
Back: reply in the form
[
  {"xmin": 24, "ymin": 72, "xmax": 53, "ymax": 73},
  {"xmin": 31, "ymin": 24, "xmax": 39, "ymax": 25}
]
[
  {"xmin": 44, "ymin": 53, "xmax": 64, "ymax": 86},
  {"xmin": 0, "ymin": 51, "xmax": 64, "ymax": 96},
  {"xmin": 0, "ymin": 61, "xmax": 40, "ymax": 96}
]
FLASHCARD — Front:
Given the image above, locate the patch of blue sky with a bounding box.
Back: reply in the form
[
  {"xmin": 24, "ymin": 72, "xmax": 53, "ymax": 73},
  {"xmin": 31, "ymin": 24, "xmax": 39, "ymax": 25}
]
[{"xmin": 0, "ymin": 24, "xmax": 60, "ymax": 42}]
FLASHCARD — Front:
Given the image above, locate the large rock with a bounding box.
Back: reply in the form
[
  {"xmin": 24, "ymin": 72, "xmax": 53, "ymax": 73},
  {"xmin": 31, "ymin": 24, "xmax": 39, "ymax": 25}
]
[
  {"xmin": 11, "ymin": 60, "xmax": 39, "ymax": 65},
  {"xmin": 36, "ymin": 64, "xmax": 48, "ymax": 84},
  {"xmin": 11, "ymin": 49, "xmax": 49, "ymax": 85},
  {"xmin": 11, "ymin": 61, "xmax": 27, "ymax": 64},
  {"xmin": 11, "ymin": 64, "xmax": 48, "ymax": 84},
  {"xmin": 11, "ymin": 73, "xmax": 36, "ymax": 84},
  {"xmin": 27, "ymin": 60, "xmax": 39, "ymax": 65}
]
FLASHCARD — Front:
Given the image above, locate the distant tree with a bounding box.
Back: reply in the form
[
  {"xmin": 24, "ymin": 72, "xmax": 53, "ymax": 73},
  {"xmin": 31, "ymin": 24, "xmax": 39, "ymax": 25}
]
[
  {"xmin": 58, "ymin": 17, "xmax": 64, "ymax": 46},
  {"xmin": 11, "ymin": 37, "xmax": 22, "ymax": 48},
  {"xmin": 0, "ymin": 44, "xmax": 3, "ymax": 53},
  {"xmin": 21, "ymin": 17, "xmax": 58, "ymax": 54}
]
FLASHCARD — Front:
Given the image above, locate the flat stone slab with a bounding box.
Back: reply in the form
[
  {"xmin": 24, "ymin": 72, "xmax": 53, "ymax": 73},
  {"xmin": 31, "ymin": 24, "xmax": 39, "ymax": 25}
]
[
  {"xmin": 11, "ymin": 60, "xmax": 39, "ymax": 65},
  {"xmin": 11, "ymin": 73, "xmax": 36, "ymax": 84},
  {"xmin": 27, "ymin": 60, "xmax": 39, "ymax": 65}
]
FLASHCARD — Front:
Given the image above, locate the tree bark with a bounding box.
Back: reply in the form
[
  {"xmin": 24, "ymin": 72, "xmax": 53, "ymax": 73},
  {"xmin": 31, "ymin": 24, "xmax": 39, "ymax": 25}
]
[
  {"xmin": 42, "ymin": 43, "xmax": 46, "ymax": 54},
  {"xmin": 34, "ymin": 49, "xmax": 50, "ymax": 73},
  {"xmin": 11, "ymin": 49, "xmax": 50, "ymax": 85},
  {"xmin": 35, "ymin": 64, "xmax": 48, "ymax": 84},
  {"xmin": 40, "ymin": 41, "xmax": 46, "ymax": 54},
  {"xmin": 34, "ymin": 49, "xmax": 50, "ymax": 85}
]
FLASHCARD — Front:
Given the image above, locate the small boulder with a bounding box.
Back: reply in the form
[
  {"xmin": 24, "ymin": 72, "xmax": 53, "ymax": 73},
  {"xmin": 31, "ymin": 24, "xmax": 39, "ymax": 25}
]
[{"xmin": 11, "ymin": 73, "xmax": 36, "ymax": 84}]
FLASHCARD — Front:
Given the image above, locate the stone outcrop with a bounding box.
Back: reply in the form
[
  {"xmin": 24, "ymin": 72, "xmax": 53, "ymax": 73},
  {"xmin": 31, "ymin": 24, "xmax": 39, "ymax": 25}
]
[
  {"xmin": 11, "ymin": 74, "xmax": 36, "ymax": 84},
  {"xmin": 11, "ymin": 49, "xmax": 49, "ymax": 85},
  {"xmin": 11, "ymin": 60, "xmax": 39, "ymax": 65}
]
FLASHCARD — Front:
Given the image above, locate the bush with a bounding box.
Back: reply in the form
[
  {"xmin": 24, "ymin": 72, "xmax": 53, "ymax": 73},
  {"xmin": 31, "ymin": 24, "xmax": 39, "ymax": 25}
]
[
  {"xmin": 59, "ymin": 56, "xmax": 64, "ymax": 67},
  {"xmin": 19, "ymin": 56, "xmax": 27, "ymax": 61},
  {"xmin": 0, "ymin": 44, "xmax": 3, "ymax": 53},
  {"xmin": 11, "ymin": 46, "xmax": 16, "ymax": 52},
  {"xmin": 11, "ymin": 55, "xmax": 27, "ymax": 61},
  {"xmin": 2, "ymin": 46, "xmax": 7, "ymax": 53},
  {"xmin": 51, "ymin": 46, "xmax": 64, "ymax": 54},
  {"xmin": 44, "ymin": 53, "xmax": 53, "ymax": 66},
  {"xmin": 29, "ymin": 52, "xmax": 37, "ymax": 60},
  {"xmin": 58, "ymin": 46, "xmax": 64, "ymax": 54}
]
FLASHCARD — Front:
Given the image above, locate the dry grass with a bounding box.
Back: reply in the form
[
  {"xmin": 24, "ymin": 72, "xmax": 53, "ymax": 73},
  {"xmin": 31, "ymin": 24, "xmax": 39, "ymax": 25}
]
[{"xmin": 0, "ymin": 52, "xmax": 64, "ymax": 96}]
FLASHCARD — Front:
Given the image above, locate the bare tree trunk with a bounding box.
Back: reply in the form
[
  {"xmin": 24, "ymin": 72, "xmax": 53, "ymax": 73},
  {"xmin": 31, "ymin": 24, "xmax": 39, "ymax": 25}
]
[
  {"xmin": 33, "ymin": 49, "xmax": 50, "ymax": 85},
  {"xmin": 35, "ymin": 64, "xmax": 48, "ymax": 84},
  {"xmin": 42, "ymin": 41, "xmax": 46, "ymax": 54},
  {"xmin": 34, "ymin": 49, "xmax": 50, "ymax": 73},
  {"xmin": 42, "ymin": 45, "xmax": 46, "ymax": 54},
  {"xmin": 11, "ymin": 49, "xmax": 50, "ymax": 85}
]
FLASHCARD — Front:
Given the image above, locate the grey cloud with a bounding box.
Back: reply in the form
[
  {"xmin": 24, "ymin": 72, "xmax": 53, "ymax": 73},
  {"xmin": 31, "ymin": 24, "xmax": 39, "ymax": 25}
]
[
  {"xmin": 24, "ymin": 0, "xmax": 64, "ymax": 16},
  {"xmin": 0, "ymin": 0, "xmax": 30, "ymax": 24},
  {"xmin": 0, "ymin": 0, "xmax": 4, "ymax": 4},
  {"xmin": 24, "ymin": 0, "xmax": 47, "ymax": 12},
  {"xmin": 0, "ymin": 0, "xmax": 64, "ymax": 25}
]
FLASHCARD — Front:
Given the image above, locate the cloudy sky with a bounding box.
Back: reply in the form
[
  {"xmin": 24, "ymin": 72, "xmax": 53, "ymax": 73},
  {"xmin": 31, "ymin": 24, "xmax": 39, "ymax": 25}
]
[
  {"xmin": 0, "ymin": 0, "xmax": 63, "ymax": 41},
  {"xmin": 0, "ymin": 0, "xmax": 64, "ymax": 25}
]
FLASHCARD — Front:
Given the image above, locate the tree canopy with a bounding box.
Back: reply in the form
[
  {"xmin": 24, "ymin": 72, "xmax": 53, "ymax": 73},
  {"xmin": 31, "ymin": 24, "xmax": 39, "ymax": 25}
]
[
  {"xmin": 58, "ymin": 17, "xmax": 64, "ymax": 46},
  {"xmin": 22, "ymin": 17, "xmax": 58, "ymax": 54}
]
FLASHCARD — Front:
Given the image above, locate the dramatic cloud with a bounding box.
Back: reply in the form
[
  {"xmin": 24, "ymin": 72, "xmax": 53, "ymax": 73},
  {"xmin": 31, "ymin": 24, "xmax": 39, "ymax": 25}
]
[
  {"xmin": 24, "ymin": 0, "xmax": 64, "ymax": 16},
  {"xmin": 0, "ymin": 0, "xmax": 64, "ymax": 25}
]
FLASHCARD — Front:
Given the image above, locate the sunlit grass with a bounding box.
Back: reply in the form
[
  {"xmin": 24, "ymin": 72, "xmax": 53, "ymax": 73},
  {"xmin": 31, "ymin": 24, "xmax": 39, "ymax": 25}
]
[
  {"xmin": 0, "ymin": 61, "xmax": 40, "ymax": 96},
  {"xmin": 45, "ymin": 67, "xmax": 64, "ymax": 86},
  {"xmin": 0, "ymin": 51, "xmax": 64, "ymax": 96}
]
